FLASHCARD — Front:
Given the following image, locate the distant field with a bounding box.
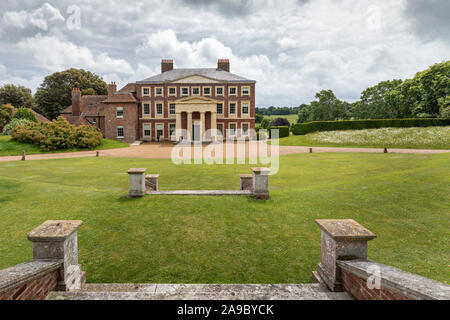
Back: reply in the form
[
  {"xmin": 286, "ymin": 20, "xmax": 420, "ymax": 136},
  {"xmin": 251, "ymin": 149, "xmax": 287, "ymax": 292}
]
[
  {"xmin": 257, "ymin": 114, "xmax": 298, "ymax": 125},
  {"xmin": 278, "ymin": 126, "xmax": 450, "ymax": 149}
]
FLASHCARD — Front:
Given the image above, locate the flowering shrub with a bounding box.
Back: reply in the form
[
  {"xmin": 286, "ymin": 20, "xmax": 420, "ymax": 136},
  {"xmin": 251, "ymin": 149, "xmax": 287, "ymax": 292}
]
[
  {"xmin": 2, "ymin": 118, "xmax": 32, "ymax": 135},
  {"xmin": 10, "ymin": 116, "xmax": 102, "ymax": 151}
]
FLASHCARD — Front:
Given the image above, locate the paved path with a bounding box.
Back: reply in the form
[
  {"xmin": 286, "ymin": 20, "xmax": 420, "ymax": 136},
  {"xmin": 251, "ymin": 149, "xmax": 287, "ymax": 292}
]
[{"xmin": 0, "ymin": 142, "xmax": 448, "ymax": 162}]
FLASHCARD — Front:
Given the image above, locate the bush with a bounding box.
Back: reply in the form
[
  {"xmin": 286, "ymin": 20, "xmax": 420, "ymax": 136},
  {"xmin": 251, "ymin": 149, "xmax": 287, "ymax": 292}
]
[
  {"xmin": 260, "ymin": 118, "xmax": 270, "ymax": 129},
  {"xmin": 2, "ymin": 118, "xmax": 32, "ymax": 135},
  {"xmin": 441, "ymin": 107, "xmax": 450, "ymax": 119},
  {"xmin": 270, "ymin": 117, "xmax": 290, "ymax": 127},
  {"xmin": 12, "ymin": 107, "xmax": 38, "ymax": 122},
  {"xmin": 10, "ymin": 116, "xmax": 102, "ymax": 151},
  {"xmin": 269, "ymin": 126, "xmax": 290, "ymax": 138},
  {"xmin": 0, "ymin": 104, "xmax": 14, "ymax": 130},
  {"xmin": 291, "ymin": 119, "xmax": 450, "ymax": 135}
]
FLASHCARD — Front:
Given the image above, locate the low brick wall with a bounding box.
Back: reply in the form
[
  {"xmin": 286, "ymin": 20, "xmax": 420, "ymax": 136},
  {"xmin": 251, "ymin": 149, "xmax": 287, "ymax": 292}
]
[{"xmin": 0, "ymin": 260, "xmax": 61, "ymax": 300}]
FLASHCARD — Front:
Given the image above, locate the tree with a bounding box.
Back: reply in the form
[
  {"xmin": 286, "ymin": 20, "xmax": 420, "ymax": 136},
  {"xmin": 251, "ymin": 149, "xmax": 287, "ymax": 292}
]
[
  {"xmin": 0, "ymin": 84, "xmax": 34, "ymax": 108},
  {"xmin": 307, "ymin": 90, "xmax": 350, "ymax": 121},
  {"xmin": 12, "ymin": 107, "xmax": 37, "ymax": 122},
  {"xmin": 352, "ymin": 80, "xmax": 404, "ymax": 119},
  {"xmin": 255, "ymin": 114, "xmax": 264, "ymax": 123},
  {"xmin": 34, "ymin": 68, "xmax": 108, "ymax": 119},
  {"xmin": 270, "ymin": 117, "xmax": 290, "ymax": 127},
  {"xmin": 0, "ymin": 104, "xmax": 14, "ymax": 130},
  {"xmin": 297, "ymin": 104, "xmax": 311, "ymax": 123}
]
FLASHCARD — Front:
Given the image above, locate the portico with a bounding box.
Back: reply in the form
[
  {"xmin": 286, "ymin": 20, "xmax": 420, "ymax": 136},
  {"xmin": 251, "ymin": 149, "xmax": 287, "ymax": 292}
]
[{"xmin": 174, "ymin": 97, "xmax": 218, "ymax": 142}]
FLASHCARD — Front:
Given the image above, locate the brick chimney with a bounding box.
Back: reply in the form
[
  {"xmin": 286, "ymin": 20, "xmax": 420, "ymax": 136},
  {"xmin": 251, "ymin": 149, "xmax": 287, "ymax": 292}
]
[
  {"xmin": 71, "ymin": 88, "xmax": 81, "ymax": 117},
  {"xmin": 108, "ymin": 82, "xmax": 117, "ymax": 97},
  {"xmin": 161, "ymin": 59, "xmax": 174, "ymax": 73},
  {"xmin": 218, "ymin": 59, "xmax": 230, "ymax": 72}
]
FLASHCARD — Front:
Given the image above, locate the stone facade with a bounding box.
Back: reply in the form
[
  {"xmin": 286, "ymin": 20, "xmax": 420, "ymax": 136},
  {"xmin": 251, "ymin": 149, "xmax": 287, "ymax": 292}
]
[{"xmin": 62, "ymin": 59, "xmax": 256, "ymax": 143}]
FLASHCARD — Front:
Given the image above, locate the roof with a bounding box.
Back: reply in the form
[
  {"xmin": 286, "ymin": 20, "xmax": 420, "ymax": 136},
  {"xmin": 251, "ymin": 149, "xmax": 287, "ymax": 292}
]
[
  {"xmin": 61, "ymin": 95, "xmax": 106, "ymax": 116},
  {"xmin": 119, "ymin": 83, "xmax": 137, "ymax": 93},
  {"xmin": 136, "ymin": 68, "xmax": 255, "ymax": 84},
  {"xmin": 12, "ymin": 107, "xmax": 50, "ymax": 123},
  {"xmin": 102, "ymin": 92, "xmax": 137, "ymax": 104}
]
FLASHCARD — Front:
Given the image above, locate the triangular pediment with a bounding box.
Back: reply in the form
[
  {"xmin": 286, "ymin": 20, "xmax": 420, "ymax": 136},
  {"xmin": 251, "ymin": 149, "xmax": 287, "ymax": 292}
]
[
  {"xmin": 175, "ymin": 96, "xmax": 219, "ymax": 104},
  {"xmin": 170, "ymin": 74, "xmax": 222, "ymax": 83}
]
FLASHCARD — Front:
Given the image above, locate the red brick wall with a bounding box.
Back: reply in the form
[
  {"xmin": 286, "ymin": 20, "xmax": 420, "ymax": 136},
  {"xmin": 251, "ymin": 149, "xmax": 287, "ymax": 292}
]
[
  {"xmin": 341, "ymin": 269, "xmax": 410, "ymax": 300},
  {"xmin": 0, "ymin": 269, "xmax": 58, "ymax": 300},
  {"xmin": 104, "ymin": 102, "xmax": 138, "ymax": 143}
]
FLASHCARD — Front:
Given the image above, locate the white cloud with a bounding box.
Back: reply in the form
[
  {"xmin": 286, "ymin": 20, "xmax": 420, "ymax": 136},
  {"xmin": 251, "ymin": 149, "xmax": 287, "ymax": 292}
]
[
  {"xmin": 1, "ymin": 3, "xmax": 64, "ymax": 31},
  {"xmin": 17, "ymin": 34, "xmax": 134, "ymax": 75}
]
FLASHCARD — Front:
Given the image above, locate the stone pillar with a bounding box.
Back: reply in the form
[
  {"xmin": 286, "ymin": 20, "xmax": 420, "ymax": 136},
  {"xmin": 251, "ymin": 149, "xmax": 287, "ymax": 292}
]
[
  {"xmin": 200, "ymin": 111, "xmax": 205, "ymax": 143},
  {"xmin": 240, "ymin": 174, "xmax": 253, "ymax": 191},
  {"xmin": 211, "ymin": 111, "xmax": 217, "ymax": 142},
  {"xmin": 127, "ymin": 168, "xmax": 147, "ymax": 197},
  {"xmin": 251, "ymin": 167, "xmax": 270, "ymax": 200},
  {"xmin": 27, "ymin": 220, "xmax": 84, "ymax": 291},
  {"xmin": 175, "ymin": 112, "xmax": 182, "ymax": 141},
  {"xmin": 314, "ymin": 219, "xmax": 377, "ymax": 292},
  {"xmin": 187, "ymin": 111, "xmax": 193, "ymax": 142},
  {"xmin": 145, "ymin": 174, "xmax": 159, "ymax": 191}
]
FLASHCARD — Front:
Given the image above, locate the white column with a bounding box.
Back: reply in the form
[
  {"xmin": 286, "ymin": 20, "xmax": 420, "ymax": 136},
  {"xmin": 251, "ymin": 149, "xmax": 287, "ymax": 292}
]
[
  {"xmin": 187, "ymin": 111, "xmax": 193, "ymax": 142},
  {"xmin": 175, "ymin": 112, "xmax": 182, "ymax": 141},
  {"xmin": 211, "ymin": 111, "xmax": 217, "ymax": 142},
  {"xmin": 200, "ymin": 111, "xmax": 205, "ymax": 143}
]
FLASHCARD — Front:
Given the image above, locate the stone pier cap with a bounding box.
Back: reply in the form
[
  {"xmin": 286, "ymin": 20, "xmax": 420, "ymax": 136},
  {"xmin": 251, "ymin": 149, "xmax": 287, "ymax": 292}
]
[
  {"xmin": 315, "ymin": 219, "xmax": 377, "ymax": 241},
  {"xmin": 28, "ymin": 220, "xmax": 83, "ymax": 242},
  {"xmin": 127, "ymin": 168, "xmax": 147, "ymax": 174},
  {"xmin": 251, "ymin": 167, "xmax": 271, "ymax": 175}
]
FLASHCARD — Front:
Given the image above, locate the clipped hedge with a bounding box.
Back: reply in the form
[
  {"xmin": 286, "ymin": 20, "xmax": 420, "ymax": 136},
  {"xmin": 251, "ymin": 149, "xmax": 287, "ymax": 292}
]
[
  {"xmin": 269, "ymin": 126, "xmax": 290, "ymax": 138},
  {"xmin": 10, "ymin": 116, "xmax": 102, "ymax": 151},
  {"xmin": 292, "ymin": 119, "xmax": 450, "ymax": 135}
]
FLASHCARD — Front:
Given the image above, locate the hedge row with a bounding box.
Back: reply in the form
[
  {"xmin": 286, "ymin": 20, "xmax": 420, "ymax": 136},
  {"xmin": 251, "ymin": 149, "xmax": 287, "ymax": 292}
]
[
  {"xmin": 10, "ymin": 116, "xmax": 102, "ymax": 151},
  {"xmin": 269, "ymin": 126, "xmax": 290, "ymax": 138},
  {"xmin": 292, "ymin": 119, "xmax": 450, "ymax": 135}
]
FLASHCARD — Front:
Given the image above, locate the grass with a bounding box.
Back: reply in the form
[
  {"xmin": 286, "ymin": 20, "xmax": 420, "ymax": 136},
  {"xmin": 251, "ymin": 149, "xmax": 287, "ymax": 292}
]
[
  {"xmin": 257, "ymin": 114, "xmax": 298, "ymax": 125},
  {"xmin": 0, "ymin": 135, "xmax": 129, "ymax": 156},
  {"xmin": 278, "ymin": 127, "xmax": 450, "ymax": 149},
  {"xmin": 0, "ymin": 153, "xmax": 448, "ymax": 285}
]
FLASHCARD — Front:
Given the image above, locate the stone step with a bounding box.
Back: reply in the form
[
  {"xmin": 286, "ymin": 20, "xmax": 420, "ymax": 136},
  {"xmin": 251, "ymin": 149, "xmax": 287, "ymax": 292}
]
[{"xmin": 46, "ymin": 283, "xmax": 353, "ymax": 300}]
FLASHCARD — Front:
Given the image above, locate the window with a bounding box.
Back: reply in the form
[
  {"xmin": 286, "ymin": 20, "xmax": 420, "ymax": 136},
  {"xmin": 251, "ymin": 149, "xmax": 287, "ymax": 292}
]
[
  {"xmin": 169, "ymin": 104, "xmax": 176, "ymax": 115},
  {"xmin": 117, "ymin": 126, "xmax": 124, "ymax": 138},
  {"xmin": 203, "ymin": 87, "xmax": 211, "ymax": 96},
  {"xmin": 156, "ymin": 124, "xmax": 164, "ymax": 139},
  {"xmin": 229, "ymin": 123, "xmax": 236, "ymax": 136},
  {"xmin": 229, "ymin": 103, "xmax": 236, "ymax": 114},
  {"xmin": 181, "ymin": 87, "xmax": 189, "ymax": 96},
  {"xmin": 216, "ymin": 87, "xmax": 224, "ymax": 96},
  {"xmin": 169, "ymin": 87, "xmax": 176, "ymax": 96},
  {"xmin": 143, "ymin": 88, "xmax": 150, "ymax": 96},
  {"xmin": 242, "ymin": 123, "xmax": 249, "ymax": 136},
  {"xmin": 169, "ymin": 123, "xmax": 176, "ymax": 137},
  {"xmin": 192, "ymin": 87, "xmax": 200, "ymax": 95},
  {"xmin": 242, "ymin": 103, "xmax": 249, "ymax": 115},
  {"xmin": 143, "ymin": 103, "xmax": 150, "ymax": 115},
  {"xmin": 116, "ymin": 107, "xmax": 123, "ymax": 118},
  {"xmin": 143, "ymin": 124, "xmax": 151, "ymax": 137},
  {"xmin": 156, "ymin": 103, "xmax": 163, "ymax": 115},
  {"xmin": 242, "ymin": 87, "xmax": 250, "ymax": 95},
  {"xmin": 92, "ymin": 118, "xmax": 96, "ymax": 125},
  {"xmin": 229, "ymin": 87, "xmax": 237, "ymax": 95},
  {"xmin": 217, "ymin": 103, "xmax": 223, "ymax": 114},
  {"xmin": 155, "ymin": 87, "xmax": 163, "ymax": 96},
  {"xmin": 217, "ymin": 124, "xmax": 224, "ymax": 137}
]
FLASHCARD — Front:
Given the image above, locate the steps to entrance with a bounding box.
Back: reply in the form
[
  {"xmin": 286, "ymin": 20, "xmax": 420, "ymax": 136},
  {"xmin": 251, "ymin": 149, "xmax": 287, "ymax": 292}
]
[{"xmin": 46, "ymin": 283, "xmax": 353, "ymax": 300}]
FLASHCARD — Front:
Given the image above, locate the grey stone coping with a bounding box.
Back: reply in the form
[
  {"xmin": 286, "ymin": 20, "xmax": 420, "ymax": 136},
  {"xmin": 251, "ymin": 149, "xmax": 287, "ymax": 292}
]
[
  {"xmin": 147, "ymin": 190, "xmax": 252, "ymax": 196},
  {"xmin": 239, "ymin": 174, "xmax": 253, "ymax": 178},
  {"xmin": 28, "ymin": 220, "xmax": 83, "ymax": 242},
  {"xmin": 46, "ymin": 284, "xmax": 353, "ymax": 300},
  {"xmin": 315, "ymin": 219, "xmax": 377, "ymax": 241},
  {"xmin": 251, "ymin": 167, "xmax": 271, "ymax": 174},
  {"xmin": 145, "ymin": 174, "xmax": 160, "ymax": 178},
  {"xmin": 0, "ymin": 260, "xmax": 62, "ymax": 294},
  {"xmin": 337, "ymin": 259, "xmax": 450, "ymax": 300},
  {"xmin": 127, "ymin": 168, "xmax": 147, "ymax": 174}
]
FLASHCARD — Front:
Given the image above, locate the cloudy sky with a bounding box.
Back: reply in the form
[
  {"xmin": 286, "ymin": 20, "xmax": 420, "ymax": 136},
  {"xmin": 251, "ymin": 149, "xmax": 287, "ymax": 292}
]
[{"xmin": 0, "ymin": 0, "xmax": 448, "ymax": 107}]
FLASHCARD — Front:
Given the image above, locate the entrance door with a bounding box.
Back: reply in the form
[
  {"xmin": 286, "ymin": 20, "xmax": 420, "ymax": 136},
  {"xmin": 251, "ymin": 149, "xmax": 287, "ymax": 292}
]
[{"xmin": 192, "ymin": 123, "xmax": 201, "ymax": 141}]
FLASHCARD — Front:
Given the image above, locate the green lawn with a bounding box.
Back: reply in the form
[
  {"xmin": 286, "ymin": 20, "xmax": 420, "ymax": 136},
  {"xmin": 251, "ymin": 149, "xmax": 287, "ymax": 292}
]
[
  {"xmin": 257, "ymin": 114, "xmax": 298, "ymax": 125},
  {"xmin": 0, "ymin": 135, "xmax": 129, "ymax": 156},
  {"xmin": 0, "ymin": 154, "xmax": 449, "ymax": 285},
  {"xmin": 278, "ymin": 126, "xmax": 450, "ymax": 149}
]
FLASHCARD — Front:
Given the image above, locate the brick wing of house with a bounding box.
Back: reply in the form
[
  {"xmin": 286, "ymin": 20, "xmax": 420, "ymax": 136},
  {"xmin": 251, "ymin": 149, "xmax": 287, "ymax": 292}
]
[{"xmin": 61, "ymin": 59, "xmax": 256, "ymax": 143}]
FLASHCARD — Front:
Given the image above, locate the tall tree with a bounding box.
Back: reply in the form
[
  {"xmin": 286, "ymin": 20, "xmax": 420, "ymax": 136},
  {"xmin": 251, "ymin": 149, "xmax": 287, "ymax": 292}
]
[
  {"xmin": 34, "ymin": 68, "xmax": 108, "ymax": 119},
  {"xmin": 0, "ymin": 84, "xmax": 34, "ymax": 108},
  {"xmin": 307, "ymin": 90, "xmax": 350, "ymax": 121}
]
